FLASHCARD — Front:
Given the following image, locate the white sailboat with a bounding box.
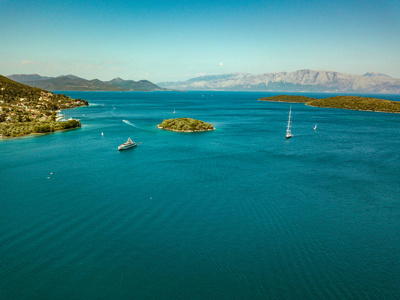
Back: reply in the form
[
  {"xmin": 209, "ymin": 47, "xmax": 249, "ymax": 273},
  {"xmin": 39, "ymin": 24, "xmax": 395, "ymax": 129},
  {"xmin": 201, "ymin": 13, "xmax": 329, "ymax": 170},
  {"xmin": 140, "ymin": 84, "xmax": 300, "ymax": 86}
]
[
  {"xmin": 173, "ymin": 108, "xmax": 176, "ymax": 114},
  {"xmin": 286, "ymin": 106, "xmax": 293, "ymax": 139},
  {"xmin": 314, "ymin": 124, "xmax": 317, "ymax": 131}
]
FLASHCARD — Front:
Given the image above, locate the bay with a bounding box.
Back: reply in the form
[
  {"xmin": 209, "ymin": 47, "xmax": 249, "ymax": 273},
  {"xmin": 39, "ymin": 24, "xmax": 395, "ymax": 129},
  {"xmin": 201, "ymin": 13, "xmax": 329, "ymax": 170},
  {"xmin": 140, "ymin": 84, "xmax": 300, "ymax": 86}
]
[{"xmin": 1, "ymin": 91, "xmax": 400, "ymax": 299}]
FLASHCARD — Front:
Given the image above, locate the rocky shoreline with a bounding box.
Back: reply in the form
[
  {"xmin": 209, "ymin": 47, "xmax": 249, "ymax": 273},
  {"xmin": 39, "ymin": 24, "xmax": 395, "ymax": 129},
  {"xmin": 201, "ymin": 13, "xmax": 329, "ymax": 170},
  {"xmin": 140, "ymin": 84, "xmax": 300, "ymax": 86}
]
[{"xmin": 157, "ymin": 125, "xmax": 215, "ymax": 132}]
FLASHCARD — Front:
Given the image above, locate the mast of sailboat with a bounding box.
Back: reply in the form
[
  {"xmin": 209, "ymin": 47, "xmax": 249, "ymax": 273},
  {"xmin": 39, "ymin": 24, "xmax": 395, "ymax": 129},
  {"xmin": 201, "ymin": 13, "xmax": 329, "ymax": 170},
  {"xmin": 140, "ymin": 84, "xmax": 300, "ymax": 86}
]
[{"xmin": 286, "ymin": 106, "xmax": 292, "ymax": 139}]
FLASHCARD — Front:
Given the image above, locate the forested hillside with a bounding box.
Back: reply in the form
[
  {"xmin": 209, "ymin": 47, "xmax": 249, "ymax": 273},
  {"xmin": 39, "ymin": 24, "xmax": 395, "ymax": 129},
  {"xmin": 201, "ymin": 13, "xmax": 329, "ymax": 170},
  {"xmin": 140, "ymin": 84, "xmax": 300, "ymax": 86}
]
[{"xmin": 0, "ymin": 75, "xmax": 88, "ymax": 137}]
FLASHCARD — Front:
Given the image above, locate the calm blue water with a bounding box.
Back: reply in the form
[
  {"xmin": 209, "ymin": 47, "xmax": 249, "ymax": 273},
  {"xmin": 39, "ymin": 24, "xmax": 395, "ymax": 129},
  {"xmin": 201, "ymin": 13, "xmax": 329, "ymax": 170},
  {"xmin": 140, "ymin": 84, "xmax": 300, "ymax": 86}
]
[{"xmin": 1, "ymin": 91, "xmax": 400, "ymax": 299}]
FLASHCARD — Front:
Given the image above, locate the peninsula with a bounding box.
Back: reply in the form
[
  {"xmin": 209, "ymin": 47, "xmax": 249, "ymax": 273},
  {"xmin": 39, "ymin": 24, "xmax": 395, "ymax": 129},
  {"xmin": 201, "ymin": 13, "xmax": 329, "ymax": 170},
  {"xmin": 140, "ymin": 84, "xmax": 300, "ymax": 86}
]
[
  {"xmin": 0, "ymin": 75, "xmax": 88, "ymax": 138},
  {"xmin": 259, "ymin": 95, "xmax": 400, "ymax": 113},
  {"xmin": 157, "ymin": 118, "xmax": 215, "ymax": 132}
]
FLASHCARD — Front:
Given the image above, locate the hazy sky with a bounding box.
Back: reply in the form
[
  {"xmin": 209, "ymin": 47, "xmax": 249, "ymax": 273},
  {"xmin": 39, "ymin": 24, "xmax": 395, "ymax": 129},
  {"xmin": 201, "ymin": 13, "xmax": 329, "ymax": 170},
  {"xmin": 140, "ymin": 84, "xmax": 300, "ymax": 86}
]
[{"xmin": 1, "ymin": 0, "xmax": 399, "ymax": 82}]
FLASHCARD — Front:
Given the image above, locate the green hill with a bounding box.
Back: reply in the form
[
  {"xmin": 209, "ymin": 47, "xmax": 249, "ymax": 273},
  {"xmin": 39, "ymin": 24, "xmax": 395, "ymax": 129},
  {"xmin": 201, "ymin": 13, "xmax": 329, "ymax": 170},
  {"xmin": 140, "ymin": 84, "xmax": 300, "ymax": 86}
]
[
  {"xmin": 24, "ymin": 75, "xmax": 124, "ymax": 91},
  {"xmin": 259, "ymin": 95, "xmax": 316, "ymax": 103},
  {"xmin": 307, "ymin": 96, "xmax": 400, "ymax": 113},
  {"xmin": 7, "ymin": 74, "xmax": 53, "ymax": 83},
  {"xmin": 259, "ymin": 95, "xmax": 400, "ymax": 113},
  {"xmin": 158, "ymin": 118, "xmax": 215, "ymax": 132},
  {"xmin": 0, "ymin": 75, "xmax": 88, "ymax": 137},
  {"xmin": 8, "ymin": 74, "xmax": 171, "ymax": 92},
  {"xmin": 108, "ymin": 77, "xmax": 168, "ymax": 91}
]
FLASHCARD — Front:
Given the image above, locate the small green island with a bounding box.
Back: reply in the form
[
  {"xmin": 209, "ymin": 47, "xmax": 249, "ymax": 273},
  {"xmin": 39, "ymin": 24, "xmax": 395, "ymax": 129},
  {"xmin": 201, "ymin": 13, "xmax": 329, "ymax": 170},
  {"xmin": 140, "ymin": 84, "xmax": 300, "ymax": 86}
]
[
  {"xmin": 0, "ymin": 75, "xmax": 88, "ymax": 138},
  {"xmin": 157, "ymin": 118, "xmax": 215, "ymax": 132},
  {"xmin": 259, "ymin": 95, "xmax": 400, "ymax": 113}
]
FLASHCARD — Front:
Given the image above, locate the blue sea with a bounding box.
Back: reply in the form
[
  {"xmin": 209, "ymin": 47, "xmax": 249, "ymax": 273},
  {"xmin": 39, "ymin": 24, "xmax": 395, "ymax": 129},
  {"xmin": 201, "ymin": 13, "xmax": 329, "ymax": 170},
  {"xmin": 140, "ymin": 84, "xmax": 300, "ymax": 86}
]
[{"xmin": 1, "ymin": 91, "xmax": 400, "ymax": 299}]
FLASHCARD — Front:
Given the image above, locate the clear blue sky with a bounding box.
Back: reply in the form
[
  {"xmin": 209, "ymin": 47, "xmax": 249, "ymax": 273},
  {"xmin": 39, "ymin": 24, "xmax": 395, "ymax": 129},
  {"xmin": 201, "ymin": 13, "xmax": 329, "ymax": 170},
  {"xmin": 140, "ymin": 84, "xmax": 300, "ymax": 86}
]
[{"xmin": 1, "ymin": 0, "xmax": 399, "ymax": 82}]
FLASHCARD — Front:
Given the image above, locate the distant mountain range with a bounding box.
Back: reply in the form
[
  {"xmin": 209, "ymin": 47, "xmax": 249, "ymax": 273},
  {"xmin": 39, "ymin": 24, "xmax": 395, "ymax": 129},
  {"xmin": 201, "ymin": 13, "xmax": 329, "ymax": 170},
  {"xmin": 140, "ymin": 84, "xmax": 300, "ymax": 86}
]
[
  {"xmin": 7, "ymin": 74, "xmax": 170, "ymax": 92},
  {"xmin": 158, "ymin": 69, "xmax": 400, "ymax": 93}
]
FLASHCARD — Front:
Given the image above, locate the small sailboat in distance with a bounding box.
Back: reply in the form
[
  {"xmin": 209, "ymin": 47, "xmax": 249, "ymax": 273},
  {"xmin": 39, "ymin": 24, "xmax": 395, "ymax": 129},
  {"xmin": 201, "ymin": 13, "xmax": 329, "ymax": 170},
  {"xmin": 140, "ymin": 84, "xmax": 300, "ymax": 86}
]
[
  {"xmin": 314, "ymin": 124, "xmax": 317, "ymax": 131},
  {"xmin": 173, "ymin": 108, "xmax": 176, "ymax": 114},
  {"xmin": 101, "ymin": 132, "xmax": 104, "ymax": 136},
  {"xmin": 286, "ymin": 106, "xmax": 293, "ymax": 139}
]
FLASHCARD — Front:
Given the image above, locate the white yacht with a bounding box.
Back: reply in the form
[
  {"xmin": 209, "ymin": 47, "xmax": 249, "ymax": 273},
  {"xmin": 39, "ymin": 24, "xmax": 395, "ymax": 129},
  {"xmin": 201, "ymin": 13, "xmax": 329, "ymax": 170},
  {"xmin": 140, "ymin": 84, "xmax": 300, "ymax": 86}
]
[{"xmin": 118, "ymin": 137, "xmax": 137, "ymax": 151}]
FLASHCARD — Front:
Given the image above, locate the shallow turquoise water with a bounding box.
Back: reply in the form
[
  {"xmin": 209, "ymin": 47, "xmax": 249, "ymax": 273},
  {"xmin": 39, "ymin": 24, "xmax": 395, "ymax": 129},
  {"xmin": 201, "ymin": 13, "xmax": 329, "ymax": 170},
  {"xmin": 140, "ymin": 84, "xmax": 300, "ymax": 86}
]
[{"xmin": 1, "ymin": 91, "xmax": 400, "ymax": 299}]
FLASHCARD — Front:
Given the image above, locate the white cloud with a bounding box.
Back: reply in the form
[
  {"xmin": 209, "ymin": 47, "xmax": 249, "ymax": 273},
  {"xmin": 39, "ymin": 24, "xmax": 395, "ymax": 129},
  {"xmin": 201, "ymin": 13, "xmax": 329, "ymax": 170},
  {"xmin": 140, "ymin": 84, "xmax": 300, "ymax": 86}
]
[{"xmin": 20, "ymin": 60, "xmax": 35, "ymax": 65}]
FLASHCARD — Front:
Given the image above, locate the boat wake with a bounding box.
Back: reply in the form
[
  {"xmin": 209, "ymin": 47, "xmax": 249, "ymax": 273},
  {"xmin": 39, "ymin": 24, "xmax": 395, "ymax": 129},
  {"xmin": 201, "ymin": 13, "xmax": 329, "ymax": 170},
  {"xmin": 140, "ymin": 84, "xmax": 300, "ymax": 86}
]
[
  {"xmin": 122, "ymin": 120, "xmax": 153, "ymax": 132},
  {"xmin": 88, "ymin": 103, "xmax": 104, "ymax": 107}
]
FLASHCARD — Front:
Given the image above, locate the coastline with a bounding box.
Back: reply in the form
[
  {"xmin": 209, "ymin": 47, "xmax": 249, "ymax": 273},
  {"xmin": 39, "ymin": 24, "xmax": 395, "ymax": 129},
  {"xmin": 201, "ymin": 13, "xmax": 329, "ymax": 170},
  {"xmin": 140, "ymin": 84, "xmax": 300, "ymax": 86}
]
[
  {"xmin": 260, "ymin": 100, "xmax": 307, "ymax": 103},
  {"xmin": 259, "ymin": 95, "xmax": 400, "ymax": 114},
  {"xmin": 157, "ymin": 125, "xmax": 215, "ymax": 133},
  {"xmin": 305, "ymin": 102, "xmax": 400, "ymax": 114},
  {"xmin": 0, "ymin": 126, "xmax": 82, "ymax": 140},
  {"xmin": 0, "ymin": 103, "xmax": 87, "ymax": 139}
]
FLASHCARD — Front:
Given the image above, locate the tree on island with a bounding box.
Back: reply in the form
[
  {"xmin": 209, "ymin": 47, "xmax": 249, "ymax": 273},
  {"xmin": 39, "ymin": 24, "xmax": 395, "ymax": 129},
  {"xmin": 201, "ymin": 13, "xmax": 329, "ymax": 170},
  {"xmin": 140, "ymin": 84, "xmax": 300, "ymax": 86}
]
[{"xmin": 158, "ymin": 118, "xmax": 214, "ymax": 132}]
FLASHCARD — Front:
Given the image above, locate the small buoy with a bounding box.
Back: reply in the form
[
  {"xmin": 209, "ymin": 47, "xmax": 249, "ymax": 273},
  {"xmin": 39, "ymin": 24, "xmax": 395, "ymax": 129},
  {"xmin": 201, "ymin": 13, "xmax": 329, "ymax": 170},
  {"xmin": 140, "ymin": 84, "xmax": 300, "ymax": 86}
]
[{"xmin": 50, "ymin": 172, "xmax": 53, "ymax": 175}]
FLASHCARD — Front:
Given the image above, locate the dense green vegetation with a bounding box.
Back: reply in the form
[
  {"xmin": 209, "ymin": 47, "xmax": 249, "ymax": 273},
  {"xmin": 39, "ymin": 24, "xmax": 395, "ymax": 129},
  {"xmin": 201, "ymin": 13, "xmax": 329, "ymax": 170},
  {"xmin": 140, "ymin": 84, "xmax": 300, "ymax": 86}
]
[
  {"xmin": 0, "ymin": 120, "xmax": 81, "ymax": 137},
  {"xmin": 158, "ymin": 118, "xmax": 214, "ymax": 132},
  {"xmin": 307, "ymin": 96, "xmax": 400, "ymax": 113},
  {"xmin": 259, "ymin": 95, "xmax": 316, "ymax": 103},
  {"xmin": 0, "ymin": 74, "xmax": 88, "ymax": 137},
  {"xmin": 259, "ymin": 95, "xmax": 400, "ymax": 113}
]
